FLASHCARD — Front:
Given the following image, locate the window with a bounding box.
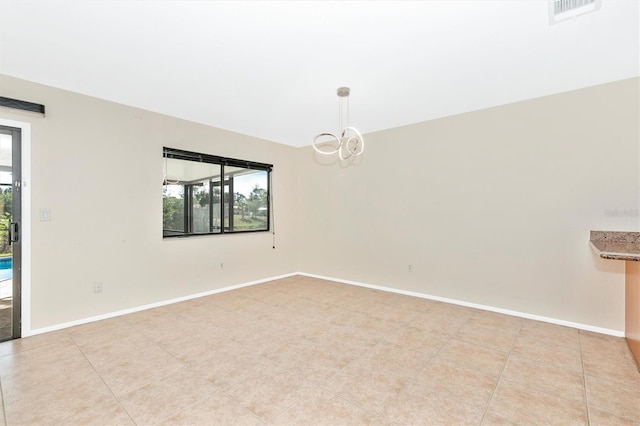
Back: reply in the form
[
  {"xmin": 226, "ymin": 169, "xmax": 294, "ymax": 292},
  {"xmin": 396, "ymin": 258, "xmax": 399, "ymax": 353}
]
[{"xmin": 162, "ymin": 147, "xmax": 272, "ymax": 238}]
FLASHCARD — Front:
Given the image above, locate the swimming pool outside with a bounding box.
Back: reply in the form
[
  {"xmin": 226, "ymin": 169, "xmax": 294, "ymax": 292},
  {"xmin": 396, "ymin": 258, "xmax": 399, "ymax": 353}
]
[{"xmin": 0, "ymin": 257, "xmax": 12, "ymax": 281}]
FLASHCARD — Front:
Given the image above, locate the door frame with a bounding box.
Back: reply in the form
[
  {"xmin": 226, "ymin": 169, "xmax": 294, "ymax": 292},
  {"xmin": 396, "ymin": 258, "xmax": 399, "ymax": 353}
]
[
  {"xmin": 0, "ymin": 118, "xmax": 31, "ymax": 337},
  {"xmin": 0, "ymin": 124, "xmax": 22, "ymax": 339}
]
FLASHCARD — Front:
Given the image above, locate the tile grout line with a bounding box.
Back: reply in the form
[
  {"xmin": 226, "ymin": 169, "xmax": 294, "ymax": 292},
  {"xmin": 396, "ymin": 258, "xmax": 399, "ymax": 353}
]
[
  {"xmin": 195, "ymin": 288, "xmax": 302, "ymax": 425},
  {"xmin": 315, "ymin": 354, "xmax": 405, "ymax": 421},
  {"xmin": 0, "ymin": 374, "xmax": 7, "ymax": 426},
  {"xmin": 214, "ymin": 384, "xmax": 269, "ymax": 425},
  {"xmin": 221, "ymin": 391, "xmax": 269, "ymax": 425},
  {"xmin": 67, "ymin": 332, "xmax": 138, "ymax": 426},
  {"xmin": 7, "ymin": 276, "xmax": 636, "ymax": 424},
  {"xmin": 578, "ymin": 332, "xmax": 640, "ymax": 423},
  {"xmin": 578, "ymin": 331, "xmax": 591, "ymax": 425},
  {"xmin": 321, "ymin": 385, "xmax": 386, "ymax": 423},
  {"xmin": 374, "ymin": 306, "xmax": 471, "ymax": 423},
  {"xmin": 478, "ymin": 321, "xmax": 522, "ymax": 425},
  {"xmin": 296, "ymin": 331, "xmax": 405, "ymax": 421},
  {"xmin": 256, "ymin": 288, "xmax": 429, "ymax": 423}
]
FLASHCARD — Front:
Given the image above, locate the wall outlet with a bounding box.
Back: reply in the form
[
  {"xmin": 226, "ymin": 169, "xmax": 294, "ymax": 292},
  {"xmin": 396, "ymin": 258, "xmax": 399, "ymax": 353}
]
[
  {"xmin": 93, "ymin": 282, "xmax": 103, "ymax": 293},
  {"xmin": 40, "ymin": 208, "xmax": 52, "ymax": 221},
  {"xmin": 408, "ymin": 264, "xmax": 413, "ymax": 272}
]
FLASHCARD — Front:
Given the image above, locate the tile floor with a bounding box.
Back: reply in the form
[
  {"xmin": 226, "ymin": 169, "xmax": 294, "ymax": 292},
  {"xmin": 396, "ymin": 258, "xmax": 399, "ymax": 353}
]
[
  {"xmin": 0, "ymin": 275, "xmax": 639, "ymax": 425},
  {"xmin": 0, "ymin": 278, "xmax": 13, "ymax": 341}
]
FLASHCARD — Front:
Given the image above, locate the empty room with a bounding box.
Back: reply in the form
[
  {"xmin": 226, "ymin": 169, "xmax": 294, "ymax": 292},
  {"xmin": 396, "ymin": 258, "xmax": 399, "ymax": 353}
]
[{"xmin": 0, "ymin": 0, "xmax": 639, "ymax": 425}]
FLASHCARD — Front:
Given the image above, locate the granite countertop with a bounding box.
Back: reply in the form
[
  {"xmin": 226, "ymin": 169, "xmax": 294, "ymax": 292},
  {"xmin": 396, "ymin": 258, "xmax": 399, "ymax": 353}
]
[{"xmin": 590, "ymin": 231, "xmax": 640, "ymax": 261}]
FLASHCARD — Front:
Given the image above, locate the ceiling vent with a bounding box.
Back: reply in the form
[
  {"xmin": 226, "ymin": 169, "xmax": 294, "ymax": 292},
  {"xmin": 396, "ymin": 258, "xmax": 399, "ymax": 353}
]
[{"xmin": 549, "ymin": 0, "xmax": 602, "ymax": 24}]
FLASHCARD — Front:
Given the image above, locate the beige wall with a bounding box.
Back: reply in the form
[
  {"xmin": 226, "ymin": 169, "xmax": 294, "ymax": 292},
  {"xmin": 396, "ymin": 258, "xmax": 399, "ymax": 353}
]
[
  {"xmin": 297, "ymin": 78, "xmax": 640, "ymax": 332},
  {"xmin": 0, "ymin": 74, "xmax": 299, "ymax": 330},
  {"xmin": 1, "ymin": 74, "xmax": 638, "ymax": 333}
]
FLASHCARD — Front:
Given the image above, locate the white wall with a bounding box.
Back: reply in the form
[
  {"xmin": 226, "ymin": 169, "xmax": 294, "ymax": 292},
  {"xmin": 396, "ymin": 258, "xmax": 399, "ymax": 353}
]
[
  {"xmin": 1, "ymin": 74, "xmax": 638, "ymax": 334},
  {"xmin": 0, "ymin": 74, "xmax": 299, "ymax": 331},
  {"xmin": 297, "ymin": 78, "xmax": 640, "ymax": 332}
]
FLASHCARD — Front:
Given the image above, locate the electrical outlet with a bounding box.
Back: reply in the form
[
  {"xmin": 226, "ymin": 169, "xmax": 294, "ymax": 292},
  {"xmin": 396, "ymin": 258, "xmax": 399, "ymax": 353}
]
[
  {"xmin": 93, "ymin": 282, "xmax": 103, "ymax": 293},
  {"xmin": 408, "ymin": 264, "xmax": 413, "ymax": 272},
  {"xmin": 220, "ymin": 262, "xmax": 224, "ymax": 270},
  {"xmin": 40, "ymin": 208, "xmax": 52, "ymax": 221}
]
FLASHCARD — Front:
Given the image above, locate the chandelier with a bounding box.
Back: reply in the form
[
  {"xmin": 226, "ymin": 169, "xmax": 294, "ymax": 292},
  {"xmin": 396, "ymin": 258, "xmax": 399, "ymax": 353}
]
[{"xmin": 313, "ymin": 87, "xmax": 365, "ymax": 160}]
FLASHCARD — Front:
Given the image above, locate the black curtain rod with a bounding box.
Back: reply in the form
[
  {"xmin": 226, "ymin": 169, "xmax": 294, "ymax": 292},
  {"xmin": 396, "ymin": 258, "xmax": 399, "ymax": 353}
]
[
  {"xmin": 0, "ymin": 96, "xmax": 45, "ymax": 115},
  {"xmin": 164, "ymin": 147, "xmax": 273, "ymax": 171}
]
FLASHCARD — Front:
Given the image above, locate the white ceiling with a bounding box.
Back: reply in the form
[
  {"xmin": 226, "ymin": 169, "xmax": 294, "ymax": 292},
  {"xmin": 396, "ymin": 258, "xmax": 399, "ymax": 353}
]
[{"xmin": 0, "ymin": 1, "xmax": 638, "ymax": 148}]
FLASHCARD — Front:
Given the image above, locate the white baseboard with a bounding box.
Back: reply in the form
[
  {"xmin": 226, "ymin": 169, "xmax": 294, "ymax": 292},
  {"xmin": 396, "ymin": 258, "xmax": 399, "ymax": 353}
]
[
  {"xmin": 26, "ymin": 271, "xmax": 624, "ymax": 338},
  {"xmin": 298, "ymin": 272, "xmax": 625, "ymax": 337},
  {"xmin": 26, "ymin": 272, "xmax": 298, "ymax": 337}
]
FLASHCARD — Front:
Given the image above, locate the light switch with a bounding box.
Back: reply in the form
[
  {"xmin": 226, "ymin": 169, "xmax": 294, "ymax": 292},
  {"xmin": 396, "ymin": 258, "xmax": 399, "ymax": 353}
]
[{"xmin": 40, "ymin": 209, "xmax": 51, "ymax": 221}]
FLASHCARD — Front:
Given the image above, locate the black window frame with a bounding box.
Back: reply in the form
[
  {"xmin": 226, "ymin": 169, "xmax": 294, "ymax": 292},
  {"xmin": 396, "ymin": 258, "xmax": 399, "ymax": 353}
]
[{"xmin": 163, "ymin": 147, "xmax": 272, "ymax": 238}]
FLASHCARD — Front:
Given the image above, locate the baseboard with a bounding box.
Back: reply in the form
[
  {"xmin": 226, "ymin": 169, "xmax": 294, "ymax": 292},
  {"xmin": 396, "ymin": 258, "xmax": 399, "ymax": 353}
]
[
  {"xmin": 298, "ymin": 272, "xmax": 625, "ymax": 338},
  {"xmin": 26, "ymin": 272, "xmax": 298, "ymax": 337},
  {"xmin": 27, "ymin": 271, "xmax": 624, "ymax": 338}
]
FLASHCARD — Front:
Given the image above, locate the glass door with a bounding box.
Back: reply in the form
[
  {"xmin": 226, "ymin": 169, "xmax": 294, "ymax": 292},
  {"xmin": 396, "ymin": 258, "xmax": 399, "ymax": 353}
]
[{"xmin": 0, "ymin": 126, "xmax": 21, "ymax": 341}]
